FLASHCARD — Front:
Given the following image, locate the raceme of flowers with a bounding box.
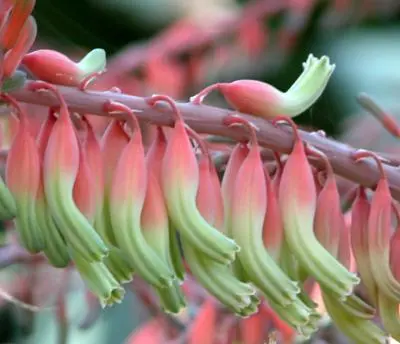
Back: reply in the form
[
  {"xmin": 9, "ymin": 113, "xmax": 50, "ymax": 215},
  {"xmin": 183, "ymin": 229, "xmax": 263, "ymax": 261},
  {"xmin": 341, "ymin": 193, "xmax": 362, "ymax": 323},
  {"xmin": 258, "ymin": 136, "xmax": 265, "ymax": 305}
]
[
  {"xmin": 0, "ymin": 80, "xmax": 398, "ymax": 343},
  {"xmin": 1, "ymin": 2, "xmax": 399, "ymax": 342}
]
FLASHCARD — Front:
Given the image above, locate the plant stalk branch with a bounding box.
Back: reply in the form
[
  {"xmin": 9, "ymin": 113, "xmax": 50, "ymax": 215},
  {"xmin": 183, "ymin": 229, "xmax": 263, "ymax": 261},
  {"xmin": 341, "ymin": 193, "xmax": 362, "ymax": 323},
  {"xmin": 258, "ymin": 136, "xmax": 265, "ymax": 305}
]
[{"xmin": 10, "ymin": 81, "xmax": 400, "ymax": 201}]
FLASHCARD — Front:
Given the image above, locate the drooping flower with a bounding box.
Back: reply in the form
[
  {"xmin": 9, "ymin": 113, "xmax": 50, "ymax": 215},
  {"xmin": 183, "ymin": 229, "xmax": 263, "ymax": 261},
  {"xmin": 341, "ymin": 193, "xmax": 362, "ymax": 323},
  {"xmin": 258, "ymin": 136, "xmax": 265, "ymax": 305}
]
[
  {"xmin": 277, "ymin": 116, "xmax": 359, "ymax": 300},
  {"xmin": 82, "ymin": 116, "xmax": 134, "ymax": 284},
  {"xmin": 224, "ymin": 115, "xmax": 318, "ymax": 334},
  {"xmin": 190, "ymin": 54, "xmax": 335, "ymax": 119},
  {"xmin": 68, "ymin": 126, "xmax": 124, "ymax": 307},
  {"xmin": 353, "ymin": 150, "xmax": 400, "ymax": 302},
  {"xmin": 147, "ymin": 94, "xmax": 238, "ymax": 265},
  {"xmin": 94, "ymin": 118, "xmax": 129, "ymax": 246},
  {"xmin": 2, "ymin": 93, "xmax": 43, "ymax": 253},
  {"xmin": 105, "ymin": 100, "xmax": 174, "ymax": 289},
  {"xmin": 307, "ymin": 146, "xmax": 374, "ymax": 319},
  {"xmin": 28, "ymin": 81, "xmax": 108, "ymax": 262},
  {"xmin": 140, "ymin": 129, "xmax": 186, "ymax": 314},
  {"xmin": 146, "ymin": 126, "xmax": 185, "ymax": 282},
  {"xmin": 180, "ymin": 126, "xmax": 258, "ymax": 316},
  {"xmin": 35, "ymin": 108, "xmax": 70, "ymax": 268}
]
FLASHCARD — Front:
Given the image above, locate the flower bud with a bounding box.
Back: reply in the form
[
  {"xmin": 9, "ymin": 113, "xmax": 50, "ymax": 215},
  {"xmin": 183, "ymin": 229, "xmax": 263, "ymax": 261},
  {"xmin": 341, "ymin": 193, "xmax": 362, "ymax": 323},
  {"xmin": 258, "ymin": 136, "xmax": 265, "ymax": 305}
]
[
  {"xmin": 190, "ymin": 54, "xmax": 335, "ymax": 119},
  {"xmin": 22, "ymin": 48, "xmax": 106, "ymax": 87}
]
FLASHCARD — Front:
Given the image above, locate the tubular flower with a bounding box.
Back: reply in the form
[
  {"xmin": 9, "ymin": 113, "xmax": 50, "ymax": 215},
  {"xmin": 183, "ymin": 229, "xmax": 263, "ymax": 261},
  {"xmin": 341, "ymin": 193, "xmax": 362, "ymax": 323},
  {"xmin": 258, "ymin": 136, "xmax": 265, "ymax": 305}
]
[
  {"xmin": 28, "ymin": 81, "xmax": 108, "ymax": 262},
  {"xmin": 3, "ymin": 93, "xmax": 43, "ymax": 253},
  {"xmin": 277, "ymin": 117, "xmax": 359, "ymax": 300},
  {"xmin": 147, "ymin": 94, "xmax": 239, "ymax": 265},
  {"xmin": 379, "ymin": 206, "xmax": 400, "ymax": 341},
  {"xmin": 35, "ymin": 109, "xmax": 70, "ymax": 268},
  {"xmin": 190, "ymin": 54, "xmax": 335, "ymax": 119},
  {"xmin": 226, "ymin": 115, "xmax": 299, "ymax": 306},
  {"xmin": 353, "ymin": 151, "xmax": 400, "ymax": 302},
  {"xmin": 95, "ymin": 118, "xmax": 129, "ymax": 246},
  {"xmin": 181, "ymin": 127, "xmax": 258, "ymax": 316},
  {"xmin": 22, "ymin": 48, "xmax": 106, "ymax": 87},
  {"xmin": 105, "ymin": 101, "xmax": 174, "ymax": 289},
  {"xmin": 350, "ymin": 186, "xmax": 377, "ymax": 306},
  {"xmin": 224, "ymin": 115, "xmax": 319, "ymax": 334},
  {"xmin": 221, "ymin": 141, "xmax": 249, "ymax": 281},
  {"xmin": 308, "ymin": 147, "xmax": 375, "ymax": 321},
  {"xmin": 141, "ymin": 141, "xmax": 186, "ymax": 314},
  {"xmin": 82, "ymin": 116, "xmax": 134, "ymax": 284},
  {"xmin": 146, "ymin": 126, "xmax": 185, "ymax": 281},
  {"xmin": 69, "ymin": 132, "xmax": 124, "ymax": 307}
]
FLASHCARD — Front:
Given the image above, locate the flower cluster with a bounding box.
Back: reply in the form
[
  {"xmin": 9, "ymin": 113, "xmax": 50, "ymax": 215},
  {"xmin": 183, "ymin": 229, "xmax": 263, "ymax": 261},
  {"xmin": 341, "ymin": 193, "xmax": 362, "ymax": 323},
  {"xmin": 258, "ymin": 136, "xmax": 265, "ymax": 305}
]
[{"xmin": 2, "ymin": 1, "xmax": 400, "ymax": 343}]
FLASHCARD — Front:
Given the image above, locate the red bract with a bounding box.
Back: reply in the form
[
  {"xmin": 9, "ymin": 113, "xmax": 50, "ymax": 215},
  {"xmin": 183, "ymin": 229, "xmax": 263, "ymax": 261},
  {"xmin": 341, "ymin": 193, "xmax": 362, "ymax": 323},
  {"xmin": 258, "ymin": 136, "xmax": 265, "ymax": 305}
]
[
  {"xmin": 0, "ymin": 0, "xmax": 36, "ymax": 50},
  {"xmin": 2, "ymin": 93, "xmax": 44, "ymax": 253}
]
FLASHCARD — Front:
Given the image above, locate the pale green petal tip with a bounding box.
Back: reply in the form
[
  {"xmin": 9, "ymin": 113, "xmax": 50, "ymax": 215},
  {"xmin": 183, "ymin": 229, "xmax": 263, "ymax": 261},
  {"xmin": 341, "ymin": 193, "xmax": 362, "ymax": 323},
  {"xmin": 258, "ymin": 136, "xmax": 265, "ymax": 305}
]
[
  {"xmin": 77, "ymin": 48, "xmax": 107, "ymax": 77},
  {"xmin": 283, "ymin": 54, "xmax": 335, "ymax": 117}
]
